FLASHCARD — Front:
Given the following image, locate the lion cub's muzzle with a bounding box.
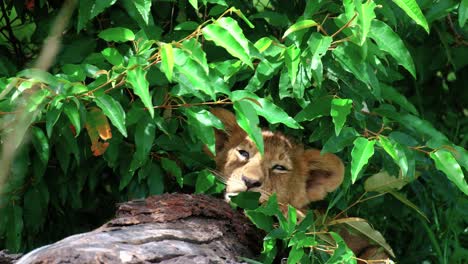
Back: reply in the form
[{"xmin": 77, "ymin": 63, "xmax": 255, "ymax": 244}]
[{"xmin": 225, "ymin": 173, "xmax": 264, "ymax": 202}]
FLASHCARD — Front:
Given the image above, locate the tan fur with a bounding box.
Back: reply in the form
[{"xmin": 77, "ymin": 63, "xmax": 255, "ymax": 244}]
[
  {"xmin": 210, "ymin": 108, "xmax": 344, "ymax": 209},
  {"xmin": 209, "ymin": 108, "xmax": 391, "ymax": 263}
]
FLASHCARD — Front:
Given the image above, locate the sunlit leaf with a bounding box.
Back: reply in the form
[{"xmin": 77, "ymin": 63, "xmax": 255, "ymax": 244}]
[
  {"xmin": 351, "ymin": 137, "xmax": 376, "ymax": 183},
  {"xmin": 326, "ymin": 232, "xmax": 357, "ymax": 264},
  {"xmin": 234, "ymin": 100, "xmax": 264, "ymax": 154},
  {"xmin": 231, "ymin": 90, "xmax": 301, "ymax": 129},
  {"xmin": 282, "ymin": 20, "xmax": 317, "ymax": 39},
  {"xmin": 63, "ymin": 100, "xmax": 82, "ymax": 136},
  {"xmin": 430, "ymin": 149, "xmax": 468, "ymax": 195},
  {"xmin": 195, "ymin": 170, "xmax": 216, "ymax": 194},
  {"xmin": 285, "ymin": 45, "xmax": 300, "ymax": 86},
  {"xmin": 160, "ymin": 43, "xmax": 174, "ymax": 82},
  {"xmin": 202, "ymin": 17, "xmax": 253, "ymax": 68},
  {"xmin": 460, "ymin": 0, "xmax": 468, "ymax": 27},
  {"xmin": 98, "ymin": 27, "xmax": 135, "ymax": 42},
  {"xmin": 85, "ymin": 107, "xmax": 112, "ymax": 156},
  {"xmin": 101, "ymin": 47, "xmax": 124, "ymax": 66},
  {"xmin": 378, "ymin": 137, "xmax": 409, "ymax": 176},
  {"xmin": 369, "ymin": 21, "xmax": 416, "ymax": 78},
  {"xmin": 94, "ymin": 94, "xmax": 127, "ymax": 137},
  {"xmin": 330, "ymin": 98, "xmax": 353, "ymax": 136},
  {"xmin": 392, "ymin": 0, "xmax": 429, "ymax": 32},
  {"xmin": 126, "ymin": 66, "xmax": 154, "ymax": 118},
  {"xmin": 307, "ymin": 33, "xmax": 332, "ymax": 86},
  {"xmin": 355, "ymin": 0, "xmax": 376, "ymax": 45}
]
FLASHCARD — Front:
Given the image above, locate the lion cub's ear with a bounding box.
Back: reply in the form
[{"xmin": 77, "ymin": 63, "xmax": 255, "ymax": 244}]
[
  {"xmin": 210, "ymin": 108, "xmax": 246, "ymax": 154},
  {"xmin": 301, "ymin": 149, "xmax": 344, "ymax": 202}
]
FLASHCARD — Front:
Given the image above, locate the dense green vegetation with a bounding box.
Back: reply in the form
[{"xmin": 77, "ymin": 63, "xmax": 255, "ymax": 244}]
[{"xmin": 0, "ymin": 0, "xmax": 467, "ymax": 263}]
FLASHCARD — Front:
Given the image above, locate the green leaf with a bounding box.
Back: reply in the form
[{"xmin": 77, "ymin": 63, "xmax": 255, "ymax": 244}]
[
  {"xmin": 350, "ymin": 137, "xmax": 376, "ymax": 183},
  {"xmin": 459, "ymin": 0, "xmax": 468, "ymax": 27},
  {"xmin": 98, "ymin": 27, "xmax": 135, "ymax": 42},
  {"xmin": 307, "ymin": 33, "xmax": 332, "ymax": 86},
  {"xmin": 282, "ymin": 19, "xmax": 317, "ymax": 39},
  {"xmin": 378, "ymin": 137, "xmax": 409, "ymax": 176},
  {"xmin": 245, "ymin": 211, "xmax": 275, "ymax": 232},
  {"xmin": 172, "ymin": 48, "xmax": 214, "ymax": 99},
  {"xmin": 127, "ymin": 66, "xmax": 154, "ymax": 118},
  {"xmin": 161, "ymin": 157, "xmax": 183, "ymax": 187},
  {"xmin": 344, "ymin": 219, "xmax": 396, "ymax": 258},
  {"xmin": 322, "ymin": 127, "xmax": 358, "ymax": 153},
  {"xmin": 253, "ymin": 194, "xmax": 281, "ymax": 216},
  {"xmin": 160, "ymin": 43, "xmax": 174, "ymax": 82},
  {"xmin": 46, "ymin": 96, "xmax": 64, "ymax": 137},
  {"xmin": 297, "ymin": 211, "xmax": 314, "ymax": 232},
  {"xmin": 188, "ymin": 0, "xmax": 198, "ymax": 10},
  {"xmin": 355, "ymin": 0, "xmax": 377, "ymax": 45},
  {"xmin": 364, "ymin": 170, "xmax": 409, "ymax": 193},
  {"xmin": 233, "ymin": 100, "xmax": 264, "ymax": 155},
  {"xmin": 127, "ymin": 0, "xmax": 152, "ymax": 24},
  {"xmin": 26, "ymin": 89, "xmax": 49, "ymax": 113},
  {"xmin": 295, "ymin": 96, "xmax": 333, "ymax": 122},
  {"xmin": 398, "ymin": 114, "xmax": 448, "ymax": 141},
  {"xmin": 5, "ymin": 205, "xmax": 23, "ymax": 252},
  {"xmin": 63, "ymin": 64, "xmax": 86, "ymax": 82},
  {"xmin": 286, "ymin": 205, "xmax": 297, "ymax": 234},
  {"xmin": 185, "ymin": 108, "xmax": 223, "ymax": 155},
  {"xmin": 195, "ymin": 170, "xmax": 216, "ymax": 194},
  {"xmin": 101, "ymin": 47, "xmax": 124, "ymax": 66},
  {"xmin": 63, "ymin": 100, "xmax": 82, "ymax": 136},
  {"xmin": 144, "ymin": 162, "xmax": 164, "ymax": 195},
  {"xmin": 430, "ymin": 149, "xmax": 468, "ymax": 195},
  {"xmin": 130, "ymin": 119, "xmax": 156, "ymax": 171},
  {"xmin": 287, "ymin": 246, "xmax": 305, "ymax": 264},
  {"xmin": 24, "ymin": 182, "xmax": 49, "ymax": 233},
  {"xmin": 369, "ymin": 21, "xmax": 416, "ymax": 78},
  {"xmin": 285, "ymin": 45, "xmax": 300, "ymax": 86},
  {"xmin": 31, "ymin": 127, "xmax": 49, "ymax": 182},
  {"xmin": 231, "ymin": 91, "xmax": 301, "ymax": 129},
  {"xmin": 380, "ymin": 84, "xmax": 418, "ymax": 115},
  {"xmin": 202, "ymin": 17, "xmax": 253, "ymax": 68},
  {"xmin": 77, "ymin": 0, "xmax": 117, "ymax": 31},
  {"xmin": 389, "ymin": 191, "xmax": 428, "ymax": 222},
  {"xmin": 326, "ymin": 232, "xmax": 357, "ymax": 264},
  {"xmin": 330, "ymin": 98, "xmax": 353, "ymax": 136},
  {"xmin": 333, "ymin": 43, "xmax": 380, "ymax": 94},
  {"xmin": 230, "ymin": 191, "xmax": 261, "ymax": 210},
  {"xmin": 392, "ymin": 0, "xmax": 429, "ymax": 32},
  {"xmin": 94, "ymin": 94, "xmax": 127, "ymax": 137}
]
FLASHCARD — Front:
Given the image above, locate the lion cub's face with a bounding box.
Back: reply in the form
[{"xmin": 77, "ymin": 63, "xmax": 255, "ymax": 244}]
[{"xmin": 210, "ymin": 108, "xmax": 344, "ymax": 209}]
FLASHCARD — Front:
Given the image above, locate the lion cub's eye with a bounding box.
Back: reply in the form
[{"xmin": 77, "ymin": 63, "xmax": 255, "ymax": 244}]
[
  {"xmin": 238, "ymin": 149, "xmax": 250, "ymax": 159},
  {"xmin": 272, "ymin": 165, "xmax": 288, "ymax": 171}
]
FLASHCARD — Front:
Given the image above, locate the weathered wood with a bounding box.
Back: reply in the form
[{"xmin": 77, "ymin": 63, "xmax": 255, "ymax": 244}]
[
  {"xmin": 0, "ymin": 250, "xmax": 22, "ymax": 264},
  {"xmin": 15, "ymin": 194, "xmax": 262, "ymax": 264}
]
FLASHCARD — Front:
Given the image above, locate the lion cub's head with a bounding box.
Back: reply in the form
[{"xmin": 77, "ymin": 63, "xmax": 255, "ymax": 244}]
[{"xmin": 209, "ymin": 108, "xmax": 344, "ymax": 209}]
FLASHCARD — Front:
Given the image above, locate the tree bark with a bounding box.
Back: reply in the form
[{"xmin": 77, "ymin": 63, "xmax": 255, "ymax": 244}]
[{"xmin": 14, "ymin": 194, "xmax": 262, "ymax": 264}]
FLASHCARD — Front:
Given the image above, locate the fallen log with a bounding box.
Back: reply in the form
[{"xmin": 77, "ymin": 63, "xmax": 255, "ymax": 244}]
[{"xmin": 15, "ymin": 194, "xmax": 262, "ymax": 264}]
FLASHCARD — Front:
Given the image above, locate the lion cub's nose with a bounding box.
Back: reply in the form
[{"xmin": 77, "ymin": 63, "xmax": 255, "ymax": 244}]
[{"xmin": 242, "ymin": 175, "xmax": 261, "ymax": 189}]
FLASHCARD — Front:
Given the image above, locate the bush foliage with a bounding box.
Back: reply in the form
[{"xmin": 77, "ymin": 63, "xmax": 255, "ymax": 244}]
[{"xmin": 0, "ymin": 0, "xmax": 467, "ymax": 263}]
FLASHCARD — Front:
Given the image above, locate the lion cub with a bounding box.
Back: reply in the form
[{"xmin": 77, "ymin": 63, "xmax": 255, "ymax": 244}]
[
  {"xmin": 209, "ymin": 108, "xmax": 391, "ymax": 263},
  {"xmin": 210, "ymin": 108, "xmax": 344, "ymax": 209}
]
